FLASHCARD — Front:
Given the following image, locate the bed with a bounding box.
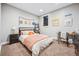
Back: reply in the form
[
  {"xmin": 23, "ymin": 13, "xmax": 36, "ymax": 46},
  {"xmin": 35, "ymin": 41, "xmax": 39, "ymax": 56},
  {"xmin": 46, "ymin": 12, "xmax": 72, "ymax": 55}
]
[{"xmin": 19, "ymin": 27, "xmax": 54, "ymax": 56}]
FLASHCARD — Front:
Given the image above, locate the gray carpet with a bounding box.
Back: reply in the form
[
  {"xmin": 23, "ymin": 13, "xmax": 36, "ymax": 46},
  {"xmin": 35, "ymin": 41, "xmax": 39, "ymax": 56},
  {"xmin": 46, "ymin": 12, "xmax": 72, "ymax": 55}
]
[
  {"xmin": 1, "ymin": 41, "xmax": 76, "ymax": 56},
  {"xmin": 1, "ymin": 43, "xmax": 31, "ymax": 56}
]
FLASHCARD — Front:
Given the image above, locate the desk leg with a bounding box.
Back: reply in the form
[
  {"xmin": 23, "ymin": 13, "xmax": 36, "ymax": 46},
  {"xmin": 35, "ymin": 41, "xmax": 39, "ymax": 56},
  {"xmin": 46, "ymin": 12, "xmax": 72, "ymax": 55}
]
[
  {"xmin": 66, "ymin": 35, "xmax": 69, "ymax": 47},
  {"xmin": 58, "ymin": 38, "xmax": 61, "ymax": 44}
]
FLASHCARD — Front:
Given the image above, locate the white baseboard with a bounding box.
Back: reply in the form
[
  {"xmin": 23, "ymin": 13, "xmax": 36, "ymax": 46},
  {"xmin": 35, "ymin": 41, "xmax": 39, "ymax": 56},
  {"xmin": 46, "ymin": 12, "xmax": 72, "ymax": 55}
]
[
  {"xmin": 0, "ymin": 41, "xmax": 9, "ymax": 46},
  {"xmin": 0, "ymin": 46, "xmax": 1, "ymax": 55},
  {"xmin": 0, "ymin": 41, "xmax": 9, "ymax": 54}
]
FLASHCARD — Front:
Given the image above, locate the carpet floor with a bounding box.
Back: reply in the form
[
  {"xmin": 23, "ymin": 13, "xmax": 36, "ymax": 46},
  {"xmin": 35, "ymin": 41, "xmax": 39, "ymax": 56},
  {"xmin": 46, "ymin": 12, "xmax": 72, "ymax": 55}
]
[{"xmin": 1, "ymin": 41, "xmax": 76, "ymax": 56}]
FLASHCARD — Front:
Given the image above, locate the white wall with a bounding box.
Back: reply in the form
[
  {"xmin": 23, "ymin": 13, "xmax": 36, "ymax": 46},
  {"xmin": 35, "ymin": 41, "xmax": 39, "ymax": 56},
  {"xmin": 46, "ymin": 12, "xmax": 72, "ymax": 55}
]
[
  {"xmin": 39, "ymin": 4, "xmax": 79, "ymax": 37},
  {"xmin": 1, "ymin": 3, "xmax": 39, "ymax": 42},
  {"xmin": 1, "ymin": 3, "xmax": 79, "ymax": 42}
]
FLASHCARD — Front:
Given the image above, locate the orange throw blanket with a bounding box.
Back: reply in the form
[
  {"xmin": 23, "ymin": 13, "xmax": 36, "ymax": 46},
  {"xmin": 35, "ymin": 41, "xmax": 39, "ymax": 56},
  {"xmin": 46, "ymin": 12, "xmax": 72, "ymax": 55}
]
[{"xmin": 23, "ymin": 34, "xmax": 48, "ymax": 50}]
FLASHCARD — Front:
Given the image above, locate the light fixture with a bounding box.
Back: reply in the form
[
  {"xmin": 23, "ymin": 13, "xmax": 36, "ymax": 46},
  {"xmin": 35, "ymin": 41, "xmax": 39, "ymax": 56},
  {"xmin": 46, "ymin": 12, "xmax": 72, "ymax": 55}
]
[
  {"xmin": 40, "ymin": 9, "xmax": 44, "ymax": 12},
  {"xmin": 11, "ymin": 26, "xmax": 16, "ymax": 34},
  {"xmin": 55, "ymin": 3, "xmax": 59, "ymax": 5}
]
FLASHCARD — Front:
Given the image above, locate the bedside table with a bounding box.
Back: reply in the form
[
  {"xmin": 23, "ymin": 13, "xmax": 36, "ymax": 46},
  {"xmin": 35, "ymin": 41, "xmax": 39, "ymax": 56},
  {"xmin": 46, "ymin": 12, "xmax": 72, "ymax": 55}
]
[{"xmin": 9, "ymin": 34, "xmax": 19, "ymax": 44}]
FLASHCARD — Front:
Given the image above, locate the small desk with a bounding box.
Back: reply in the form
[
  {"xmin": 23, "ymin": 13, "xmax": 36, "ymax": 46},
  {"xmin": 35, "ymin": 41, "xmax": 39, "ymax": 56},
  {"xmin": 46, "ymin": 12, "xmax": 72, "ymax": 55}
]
[{"xmin": 73, "ymin": 33, "xmax": 79, "ymax": 55}]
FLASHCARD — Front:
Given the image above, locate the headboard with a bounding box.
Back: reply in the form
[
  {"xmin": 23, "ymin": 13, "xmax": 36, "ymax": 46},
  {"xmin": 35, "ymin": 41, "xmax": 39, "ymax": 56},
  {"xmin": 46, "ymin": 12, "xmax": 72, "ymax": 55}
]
[{"xmin": 19, "ymin": 27, "xmax": 34, "ymax": 35}]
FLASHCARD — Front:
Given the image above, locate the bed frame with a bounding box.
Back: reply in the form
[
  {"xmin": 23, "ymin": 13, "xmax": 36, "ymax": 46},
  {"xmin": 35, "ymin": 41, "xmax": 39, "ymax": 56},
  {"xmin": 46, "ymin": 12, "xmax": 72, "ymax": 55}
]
[
  {"xmin": 19, "ymin": 27, "xmax": 34, "ymax": 55},
  {"xmin": 19, "ymin": 27, "xmax": 34, "ymax": 35}
]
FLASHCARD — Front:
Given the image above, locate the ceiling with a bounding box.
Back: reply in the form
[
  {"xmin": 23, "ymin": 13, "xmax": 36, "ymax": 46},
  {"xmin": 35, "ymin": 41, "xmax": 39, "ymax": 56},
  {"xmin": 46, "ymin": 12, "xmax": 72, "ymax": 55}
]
[{"xmin": 8, "ymin": 3, "xmax": 72, "ymax": 16}]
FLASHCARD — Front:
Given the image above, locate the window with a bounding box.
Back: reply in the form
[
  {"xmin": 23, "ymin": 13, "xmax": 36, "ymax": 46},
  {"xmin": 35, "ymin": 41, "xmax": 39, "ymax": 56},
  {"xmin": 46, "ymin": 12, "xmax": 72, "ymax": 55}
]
[{"xmin": 43, "ymin": 16, "xmax": 48, "ymax": 26}]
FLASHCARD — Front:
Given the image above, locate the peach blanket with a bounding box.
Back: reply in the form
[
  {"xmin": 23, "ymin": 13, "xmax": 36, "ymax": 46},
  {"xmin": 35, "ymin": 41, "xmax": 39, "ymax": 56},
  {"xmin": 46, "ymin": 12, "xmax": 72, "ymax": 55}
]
[{"xmin": 23, "ymin": 34, "xmax": 48, "ymax": 50}]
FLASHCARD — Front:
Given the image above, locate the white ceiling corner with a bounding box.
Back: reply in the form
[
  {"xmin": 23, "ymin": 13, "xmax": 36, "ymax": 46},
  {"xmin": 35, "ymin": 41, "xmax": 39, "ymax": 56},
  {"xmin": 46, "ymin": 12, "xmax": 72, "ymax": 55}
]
[{"xmin": 8, "ymin": 3, "xmax": 72, "ymax": 16}]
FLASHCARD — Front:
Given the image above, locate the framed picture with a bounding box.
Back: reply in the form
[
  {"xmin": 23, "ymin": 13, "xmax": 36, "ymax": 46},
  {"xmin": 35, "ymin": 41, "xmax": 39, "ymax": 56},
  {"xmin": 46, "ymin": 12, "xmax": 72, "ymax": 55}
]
[
  {"xmin": 19, "ymin": 16, "xmax": 32, "ymax": 25},
  {"xmin": 19, "ymin": 20, "xmax": 23, "ymax": 24},
  {"xmin": 64, "ymin": 18, "xmax": 73, "ymax": 27},
  {"xmin": 64, "ymin": 14, "xmax": 73, "ymax": 27},
  {"xmin": 52, "ymin": 16, "xmax": 60, "ymax": 27},
  {"xmin": 43, "ymin": 16, "xmax": 48, "ymax": 26},
  {"xmin": 52, "ymin": 18, "xmax": 59, "ymax": 26}
]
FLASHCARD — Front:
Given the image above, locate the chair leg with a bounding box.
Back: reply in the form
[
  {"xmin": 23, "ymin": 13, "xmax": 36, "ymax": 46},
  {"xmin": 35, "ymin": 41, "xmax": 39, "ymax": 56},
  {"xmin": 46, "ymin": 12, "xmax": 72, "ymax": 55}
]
[
  {"xmin": 58, "ymin": 38, "xmax": 61, "ymax": 44},
  {"xmin": 75, "ymin": 45, "xmax": 79, "ymax": 56}
]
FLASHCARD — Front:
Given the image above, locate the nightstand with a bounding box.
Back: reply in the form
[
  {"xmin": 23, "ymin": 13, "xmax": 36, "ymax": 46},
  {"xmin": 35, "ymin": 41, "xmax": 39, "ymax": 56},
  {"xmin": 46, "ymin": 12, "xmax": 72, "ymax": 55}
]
[{"xmin": 9, "ymin": 34, "xmax": 19, "ymax": 44}]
